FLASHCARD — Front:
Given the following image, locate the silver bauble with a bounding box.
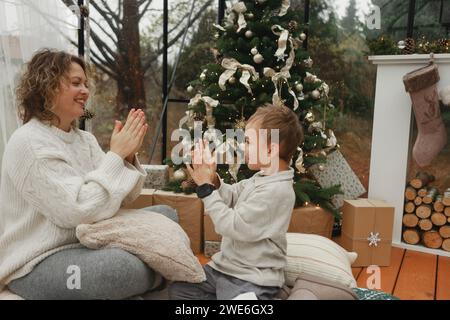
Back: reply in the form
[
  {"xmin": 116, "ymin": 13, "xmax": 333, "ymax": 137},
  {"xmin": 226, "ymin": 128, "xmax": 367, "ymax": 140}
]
[
  {"xmin": 173, "ymin": 169, "xmax": 187, "ymax": 181},
  {"xmin": 253, "ymin": 53, "xmax": 264, "ymax": 64},
  {"xmin": 311, "ymin": 90, "xmax": 321, "ymax": 99}
]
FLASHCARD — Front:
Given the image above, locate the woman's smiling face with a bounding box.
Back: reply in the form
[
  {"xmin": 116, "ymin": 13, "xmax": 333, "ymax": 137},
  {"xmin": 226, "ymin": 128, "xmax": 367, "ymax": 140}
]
[{"xmin": 52, "ymin": 62, "xmax": 90, "ymax": 125}]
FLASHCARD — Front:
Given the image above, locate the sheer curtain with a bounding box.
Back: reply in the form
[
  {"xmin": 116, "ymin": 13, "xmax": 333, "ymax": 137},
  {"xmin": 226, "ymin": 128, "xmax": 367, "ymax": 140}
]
[{"xmin": 0, "ymin": 0, "xmax": 77, "ymax": 181}]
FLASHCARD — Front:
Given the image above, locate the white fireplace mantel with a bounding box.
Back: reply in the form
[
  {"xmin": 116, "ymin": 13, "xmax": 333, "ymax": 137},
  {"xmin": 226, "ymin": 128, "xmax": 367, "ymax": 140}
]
[{"xmin": 368, "ymin": 53, "xmax": 450, "ymax": 257}]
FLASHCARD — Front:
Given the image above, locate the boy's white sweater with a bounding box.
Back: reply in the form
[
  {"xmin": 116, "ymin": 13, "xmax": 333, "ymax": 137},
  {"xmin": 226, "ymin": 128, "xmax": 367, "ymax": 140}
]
[
  {"xmin": 204, "ymin": 168, "xmax": 296, "ymax": 288},
  {"xmin": 0, "ymin": 118, "xmax": 146, "ymax": 289}
]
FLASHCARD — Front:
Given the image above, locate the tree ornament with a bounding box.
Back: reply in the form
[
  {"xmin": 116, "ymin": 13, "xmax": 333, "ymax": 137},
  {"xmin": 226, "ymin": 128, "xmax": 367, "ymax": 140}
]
[
  {"xmin": 247, "ymin": 13, "xmax": 254, "ymax": 19},
  {"xmin": 311, "ymin": 90, "xmax": 321, "ymax": 99},
  {"xmin": 297, "ymin": 92, "xmax": 305, "ymax": 101},
  {"xmin": 305, "ymin": 111, "xmax": 315, "ymax": 122},
  {"xmin": 288, "ymin": 20, "xmax": 298, "ymax": 32},
  {"xmin": 397, "ymin": 40, "xmax": 406, "ymax": 50},
  {"xmin": 304, "ymin": 57, "xmax": 313, "ymax": 68},
  {"xmin": 245, "ymin": 30, "xmax": 254, "ymax": 38},
  {"xmin": 214, "ymin": 33, "xmax": 220, "ymax": 39},
  {"xmin": 234, "ymin": 117, "xmax": 246, "ymax": 130},
  {"xmin": 173, "ymin": 169, "xmax": 187, "ymax": 181},
  {"xmin": 253, "ymin": 53, "xmax": 264, "ymax": 64},
  {"xmin": 187, "ymin": 85, "xmax": 194, "ymax": 93},
  {"xmin": 295, "ymin": 82, "xmax": 303, "ymax": 92},
  {"xmin": 251, "ymin": 47, "xmax": 259, "ymax": 55},
  {"xmin": 403, "ymin": 38, "xmax": 416, "ymax": 54},
  {"xmin": 300, "ymin": 33, "xmax": 307, "ymax": 41},
  {"xmin": 229, "ymin": 76, "xmax": 236, "ymax": 84},
  {"xmin": 318, "ymin": 164, "xmax": 325, "ymax": 171},
  {"xmin": 200, "ymin": 73, "xmax": 206, "ymax": 81},
  {"xmin": 304, "ymin": 72, "xmax": 316, "ymax": 83},
  {"xmin": 295, "ymin": 147, "xmax": 306, "ymax": 174}
]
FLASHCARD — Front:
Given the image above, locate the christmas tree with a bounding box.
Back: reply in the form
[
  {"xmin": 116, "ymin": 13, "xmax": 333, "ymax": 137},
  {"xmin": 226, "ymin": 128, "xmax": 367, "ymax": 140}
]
[{"xmin": 165, "ymin": 0, "xmax": 343, "ymax": 218}]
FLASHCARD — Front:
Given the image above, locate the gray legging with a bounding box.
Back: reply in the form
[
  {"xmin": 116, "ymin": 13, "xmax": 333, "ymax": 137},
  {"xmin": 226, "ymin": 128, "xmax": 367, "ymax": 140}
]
[{"xmin": 8, "ymin": 205, "xmax": 178, "ymax": 300}]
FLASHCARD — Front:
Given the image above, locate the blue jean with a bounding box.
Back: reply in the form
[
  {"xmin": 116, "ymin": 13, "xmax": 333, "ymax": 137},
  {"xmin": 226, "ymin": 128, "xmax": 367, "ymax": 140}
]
[{"xmin": 8, "ymin": 205, "xmax": 178, "ymax": 300}]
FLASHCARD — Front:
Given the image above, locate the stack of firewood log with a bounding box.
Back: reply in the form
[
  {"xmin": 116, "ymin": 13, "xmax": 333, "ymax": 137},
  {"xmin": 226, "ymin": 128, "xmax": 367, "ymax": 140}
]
[{"xmin": 402, "ymin": 172, "xmax": 450, "ymax": 251}]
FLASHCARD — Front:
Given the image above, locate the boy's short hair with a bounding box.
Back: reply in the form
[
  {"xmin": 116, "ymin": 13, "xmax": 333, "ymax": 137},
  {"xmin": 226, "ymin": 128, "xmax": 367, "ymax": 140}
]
[{"xmin": 247, "ymin": 104, "xmax": 304, "ymax": 162}]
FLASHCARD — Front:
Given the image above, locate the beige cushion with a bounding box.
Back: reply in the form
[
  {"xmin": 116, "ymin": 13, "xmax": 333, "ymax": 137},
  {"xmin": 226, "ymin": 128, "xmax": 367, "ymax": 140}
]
[
  {"xmin": 284, "ymin": 233, "xmax": 357, "ymax": 288},
  {"xmin": 76, "ymin": 209, "xmax": 206, "ymax": 283},
  {"xmin": 0, "ymin": 289, "xmax": 24, "ymax": 300},
  {"xmin": 288, "ymin": 274, "xmax": 358, "ymax": 300}
]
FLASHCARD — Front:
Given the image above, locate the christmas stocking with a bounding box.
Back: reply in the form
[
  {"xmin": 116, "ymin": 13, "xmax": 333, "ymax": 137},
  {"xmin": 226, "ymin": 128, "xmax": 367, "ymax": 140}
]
[{"xmin": 403, "ymin": 63, "xmax": 447, "ymax": 167}]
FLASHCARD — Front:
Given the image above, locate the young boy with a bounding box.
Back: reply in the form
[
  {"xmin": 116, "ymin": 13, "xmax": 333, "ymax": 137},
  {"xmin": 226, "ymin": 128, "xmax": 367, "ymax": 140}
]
[{"xmin": 169, "ymin": 104, "xmax": 304, "ymax": 300}]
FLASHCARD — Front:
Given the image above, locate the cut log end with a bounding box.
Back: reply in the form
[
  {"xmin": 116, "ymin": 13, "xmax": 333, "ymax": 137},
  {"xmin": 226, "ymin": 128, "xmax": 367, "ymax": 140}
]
[
  {"xmin": 442, "ymin": 239, "xmax": 450, "ymax": 252},
  {"xmin": 403, "ymin": 229, "xmax": 420, "ymax": 245},
  {"xmin": 416, "ymin": 205, "xmax": 432, "ymax": 219},
  {"xmin": 445, "ymin": 206, "xmax": 450, "ymax": 217},
  {"xmin": 414, "ymin": 197, "xmax": 423, "ymax": 206},
  {"xmin": 418, "ymin": 219, "xmax": 433, "ymax": 231},
  {"xmin": 431, "ymin": 212, "xmax": 447, "ymax": 227},
  {"xmin": 404, "ymin": 202, "xmax": 416, "ymax": 213},
  {"xmin": 410, "ymin": 172, "xmax": 435, "ymax": 189},
  {"xmin": 403, "ymin": 214, "xmax": 419, "ymax": 228},
  {"xmin": 417, "ymin": 188, "xmax": 428, "ymax": 197},
  {"xmin": 405, "ymin": 187, "xmax": 417, "ymax": 201},
  {"xmin": 422, "ymin": 231, "xmax": 443, "ymax": 249},
  {"xmin": 439, "ymin": 225, "xmax": 450, "ymax": 239}
]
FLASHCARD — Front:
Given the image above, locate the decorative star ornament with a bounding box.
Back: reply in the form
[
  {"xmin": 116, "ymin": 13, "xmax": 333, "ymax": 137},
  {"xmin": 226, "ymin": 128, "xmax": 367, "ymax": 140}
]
[
  {"xmin": 276, "ymin": 53, "xmax": 288, "ymax": 62},
  {"xmin": 367, "ymin": 232, "xmax": 381, "ymax": 247}
]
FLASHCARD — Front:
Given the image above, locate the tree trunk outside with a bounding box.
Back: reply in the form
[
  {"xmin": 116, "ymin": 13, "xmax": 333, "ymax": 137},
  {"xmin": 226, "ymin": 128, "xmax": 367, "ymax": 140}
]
[{"xmin": 116, "ymin": 0, "xmax": 146, "ymax": 116}]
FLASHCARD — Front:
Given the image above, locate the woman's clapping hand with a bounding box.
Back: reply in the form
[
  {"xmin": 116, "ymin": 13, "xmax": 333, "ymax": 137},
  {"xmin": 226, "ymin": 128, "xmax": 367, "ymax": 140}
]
[{"xmin": 110, "ymin": 108, "xmax": 148, "ymax": 161}]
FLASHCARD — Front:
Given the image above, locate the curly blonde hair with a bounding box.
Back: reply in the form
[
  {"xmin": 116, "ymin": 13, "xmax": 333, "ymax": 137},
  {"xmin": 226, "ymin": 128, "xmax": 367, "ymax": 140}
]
[{"xmin": 16, "ymin": 48, "xmax": 88, "ymax": 127}]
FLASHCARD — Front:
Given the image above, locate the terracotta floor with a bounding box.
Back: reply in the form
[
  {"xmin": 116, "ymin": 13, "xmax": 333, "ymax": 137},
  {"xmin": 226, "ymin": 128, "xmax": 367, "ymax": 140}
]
[{"xmin": 196, "ymin": 247, "xmax": 450, "ymax": 300}]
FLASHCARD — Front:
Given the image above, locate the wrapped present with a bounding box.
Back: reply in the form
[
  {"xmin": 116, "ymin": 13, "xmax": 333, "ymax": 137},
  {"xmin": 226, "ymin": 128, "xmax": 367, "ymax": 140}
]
[
  {"xmin": 309, "ymin": 150, "xmax": 366, "ymax": 208},
  {"xmin": 204, "ymin": 214, "xmax": 222, "ymax": 242},
  {"xmin": 122, "ymin": 188, "xmax": 155, "ymax": 209},
  {"xmin": 205, "ymin": 205, "xmax": 334, "ymax": 242},
  {"xmin": 142, "ymin": 165, "xmax": 169, "ymax": 189},
  {"xmin": 204, "ymin": 241, "xmax": 221, "ymax": 258},
  {"xmin": 153, "ymin": 190, "xmax": 204, "ymax": 254},
  {"xmin": 288, "ymin": 205, "xmax": 334, "ymax": 239},
  {"xmin": 341, "ymin": 199, "xmax": 395, "ymax": 267}
]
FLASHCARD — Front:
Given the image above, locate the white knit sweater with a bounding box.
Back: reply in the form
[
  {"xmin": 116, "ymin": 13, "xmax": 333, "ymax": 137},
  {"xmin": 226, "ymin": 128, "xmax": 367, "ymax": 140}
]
[{"xmin": 0, "ymin": 118, "xmax": 147, "ymax": 289}]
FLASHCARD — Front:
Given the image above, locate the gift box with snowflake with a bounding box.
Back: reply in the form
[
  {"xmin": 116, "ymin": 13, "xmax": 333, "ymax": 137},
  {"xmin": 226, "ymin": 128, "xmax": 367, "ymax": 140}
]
[
  {"xmin": 309, "ymin": 150, "xmax": 366, "ymax": 209},
  {"xmin": 142, "ymin": 165, "xmax": 169, "ymax": 190},
  {"xmin": 340, "ymin": 199, "xmax": 395, "ymax": 267}
]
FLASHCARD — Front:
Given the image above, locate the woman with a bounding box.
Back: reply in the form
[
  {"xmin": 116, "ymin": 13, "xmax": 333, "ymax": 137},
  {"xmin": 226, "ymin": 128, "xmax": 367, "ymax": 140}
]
[{"xmin": 0, "ymin": 49, "xmax": 176, "ymax": 300}]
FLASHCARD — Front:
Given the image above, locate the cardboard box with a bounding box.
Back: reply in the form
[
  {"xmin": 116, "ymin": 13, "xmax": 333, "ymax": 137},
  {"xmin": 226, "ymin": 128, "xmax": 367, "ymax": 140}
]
[
  {"xmin": 123, "ymin": 189, "xmax": 155, "ymax": 209},
  {"xmin": 204, "ymin": 214, "xmax": 222, "ymax": 242},
  {"xmin": 204, "ymin": 241, "xmax": 221, "ymax": 258},
  {"xmin": 141, "ymin": 165, "xmax": 169, "ymax": 189},
  {"xmin": 153, "ymin": 190, "xmax": 204, "ymax": 254},
  {"xmin": 341, "ymin": 199, "xmax": 394, "ymax": 267},
  {"xmin": 288, "ymin": 205, "xmax": 334, "ymax": 239}
]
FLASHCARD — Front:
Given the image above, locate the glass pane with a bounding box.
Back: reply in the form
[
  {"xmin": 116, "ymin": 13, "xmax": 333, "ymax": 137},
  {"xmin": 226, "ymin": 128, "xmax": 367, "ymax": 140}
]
[
  {"xmin": 413, "ymin": 0, "xmax": 448, "ymax": 39},
  {"xmin": 367, "ymin": 0, "xmax": 410, "ymax": 40},
  {"xmin": 87, "ymin": 0, "xmax": 217, "ymax": 164}
]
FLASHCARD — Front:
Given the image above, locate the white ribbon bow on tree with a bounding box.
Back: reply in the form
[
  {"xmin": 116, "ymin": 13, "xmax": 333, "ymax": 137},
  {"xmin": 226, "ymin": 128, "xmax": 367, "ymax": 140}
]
[
  {"xmin": 228, "ymin": 2, "xmax": 247, "ymax": 33},
  {"xmin": 272, "ymin": 25, "xmax": 291, "ymax": 62},
  {"xmin": 219, "ymin": 58, "xmax": 259, "ymax": 94},
  {"xmin": 263, "ymin": 25, "xmax": 298, "ymax": 110},
  {"xmin": 278, "ymin": 0, "xmax": 291, "ymax": 16},
  {"xmin": 185, "ymin": 94, "xmax": 220, "ymax": 128}
]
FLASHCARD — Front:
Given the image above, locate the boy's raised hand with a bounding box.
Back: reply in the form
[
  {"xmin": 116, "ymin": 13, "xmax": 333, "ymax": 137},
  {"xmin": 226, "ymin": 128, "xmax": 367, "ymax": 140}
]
[{"xmin": 186, "ymin": 139, "xmax": 218, "ymax": 186}]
